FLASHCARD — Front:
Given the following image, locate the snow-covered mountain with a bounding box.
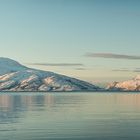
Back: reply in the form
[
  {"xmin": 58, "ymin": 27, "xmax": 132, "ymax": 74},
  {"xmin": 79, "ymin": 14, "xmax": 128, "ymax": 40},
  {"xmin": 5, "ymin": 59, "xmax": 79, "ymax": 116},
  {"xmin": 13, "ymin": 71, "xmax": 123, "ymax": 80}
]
[
  {"xmin": 107, "ymin": 75, "xmax": 140, "ymax": 91},
  {"xmin": 0, "ymin": 57, "xmax": 100, "ymax": 91}
]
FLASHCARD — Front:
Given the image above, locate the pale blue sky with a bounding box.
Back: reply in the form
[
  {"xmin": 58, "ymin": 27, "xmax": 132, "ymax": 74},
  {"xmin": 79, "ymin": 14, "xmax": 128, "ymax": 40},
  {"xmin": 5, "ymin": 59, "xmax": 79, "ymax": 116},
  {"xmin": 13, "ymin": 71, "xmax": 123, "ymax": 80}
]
[{"xmin": 0, "ymin": 0, "xmax": 140, "ymax": 83}]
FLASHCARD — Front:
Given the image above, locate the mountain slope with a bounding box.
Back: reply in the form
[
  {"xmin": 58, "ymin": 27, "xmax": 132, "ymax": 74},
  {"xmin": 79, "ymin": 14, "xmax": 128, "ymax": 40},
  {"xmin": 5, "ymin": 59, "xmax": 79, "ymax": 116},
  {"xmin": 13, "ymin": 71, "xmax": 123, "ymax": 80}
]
[
  {"xmin": 0, "ymin": 58, "xmax": 100, "ymax": 91},
  {"xmin": 107, "ymin": 75, "xmax": 140, "ymax": 91}
]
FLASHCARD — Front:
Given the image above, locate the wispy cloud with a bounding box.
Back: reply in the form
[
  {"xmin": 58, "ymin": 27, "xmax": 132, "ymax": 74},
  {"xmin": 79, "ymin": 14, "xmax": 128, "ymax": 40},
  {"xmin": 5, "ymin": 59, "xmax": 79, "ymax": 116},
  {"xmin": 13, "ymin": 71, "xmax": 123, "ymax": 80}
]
[
  {"xmin": 133, "ymin": 70, "xmax": 140, "ymax": 72},
  {"xmin": 85, "ymin": 53, "xmax": 140, "ymax": 60},
  {"xmin": 112, "ymin": 69, "xmax": 130, "ymax": 72},
  {"xmin": 28, "ymin": 63, "xmax": 84, "ymax": 67},
  {"xmin": 75, "ymin": 68, "xmax": 86, "ymax": 70},
  {"xmin": 112, "ymin": 68, "xmax": 140, "ymax": 73},
  {"xmin": 133, "ymin": 68, "xmax": 140, "ymax": 72}
]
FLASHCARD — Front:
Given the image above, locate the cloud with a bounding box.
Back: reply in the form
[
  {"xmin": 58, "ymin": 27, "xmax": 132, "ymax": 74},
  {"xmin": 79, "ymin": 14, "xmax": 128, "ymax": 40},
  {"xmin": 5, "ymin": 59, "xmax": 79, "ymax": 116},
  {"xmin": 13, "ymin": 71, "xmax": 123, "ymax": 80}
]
[
  {"xmin": 85, "ymin": 53, "xmax": 140, "ymax": 60},
  {"xmin": 75, "ymin": 68, "xmax": 86, "ymax": 70},
  {"xmin": 112, "ymin": 69, "xmax": 130, "ymax": 72},
  {"xmin": 135, "ymin": 68, "xmax": 140, "ymax": 70},
  {"xmin": 28, "ymin": 63, "xmax": 84, "ymax": 67},
  {"xmin": 133, "ymin": 70, "xmax": 140, "ymax": 73},
  {"xmin": 112, "ymin": 68, "xmax": 140, "ymax": 73},
  {"xmin": 133, "ymin": 68, "xmax": 140, "ymax": 72}
]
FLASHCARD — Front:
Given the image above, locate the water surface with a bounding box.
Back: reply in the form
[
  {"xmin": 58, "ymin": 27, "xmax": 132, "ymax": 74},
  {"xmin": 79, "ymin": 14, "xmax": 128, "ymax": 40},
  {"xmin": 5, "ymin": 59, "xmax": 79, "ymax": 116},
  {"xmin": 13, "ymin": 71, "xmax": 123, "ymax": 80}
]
[{"xmin": 0, "ymin": 92, "xmax": 140, "ymax": 140}]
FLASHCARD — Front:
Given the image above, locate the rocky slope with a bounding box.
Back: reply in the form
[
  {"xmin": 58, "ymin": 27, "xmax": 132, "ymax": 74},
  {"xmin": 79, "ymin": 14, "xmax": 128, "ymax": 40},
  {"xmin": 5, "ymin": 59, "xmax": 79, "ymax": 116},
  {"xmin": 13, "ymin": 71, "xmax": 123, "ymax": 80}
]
[
  {"xmin": 107, "ymin": 75, "xmax": 140, "ymax": 91},
  {"xmin": 0, "ymin": 57, "xmax": 100, "ymax": 91}
]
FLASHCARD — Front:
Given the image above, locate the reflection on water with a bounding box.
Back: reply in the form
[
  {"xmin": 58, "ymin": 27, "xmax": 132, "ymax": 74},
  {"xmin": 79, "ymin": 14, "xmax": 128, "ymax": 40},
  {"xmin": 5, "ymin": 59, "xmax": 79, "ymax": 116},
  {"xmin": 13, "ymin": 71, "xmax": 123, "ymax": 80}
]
[{"xmin": 0, "ymin": 92, "xmax": 140, "ymax": 140}]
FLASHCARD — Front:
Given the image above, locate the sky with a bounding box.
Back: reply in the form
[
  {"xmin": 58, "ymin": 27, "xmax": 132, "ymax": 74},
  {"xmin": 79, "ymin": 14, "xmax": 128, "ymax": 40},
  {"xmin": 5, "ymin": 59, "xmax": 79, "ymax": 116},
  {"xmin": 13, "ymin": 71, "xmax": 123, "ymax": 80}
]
[{"xmin": 0, "ymin": 0, "xmax": 140, "ymax": 84}]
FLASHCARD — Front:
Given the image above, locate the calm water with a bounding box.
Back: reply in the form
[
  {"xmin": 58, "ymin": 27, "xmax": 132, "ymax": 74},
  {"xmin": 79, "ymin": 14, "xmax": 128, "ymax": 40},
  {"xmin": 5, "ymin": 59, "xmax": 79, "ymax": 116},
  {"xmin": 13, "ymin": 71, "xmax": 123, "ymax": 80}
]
[{"xmin": 0, "ymin": 92, "xmax": 140, "ymax": 140}]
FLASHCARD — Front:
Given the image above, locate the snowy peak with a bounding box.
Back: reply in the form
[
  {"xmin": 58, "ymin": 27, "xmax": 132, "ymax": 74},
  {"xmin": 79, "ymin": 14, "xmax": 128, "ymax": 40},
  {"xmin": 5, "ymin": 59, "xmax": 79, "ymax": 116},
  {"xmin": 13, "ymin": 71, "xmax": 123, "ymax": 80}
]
[
  {"xmin": 0, "ymin": 58, "xmax": 100, "ymax": 91},
  {"xmin": 0, "ymin": 57, "xmax": 27, "ymax": 75},
  {"xmin": 0, "ymin": 57, "xmax": 23, "ymax": 67},
  {"xmin": 107, "ymin": 76, "xmax": 140, "ymax": 91}
]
